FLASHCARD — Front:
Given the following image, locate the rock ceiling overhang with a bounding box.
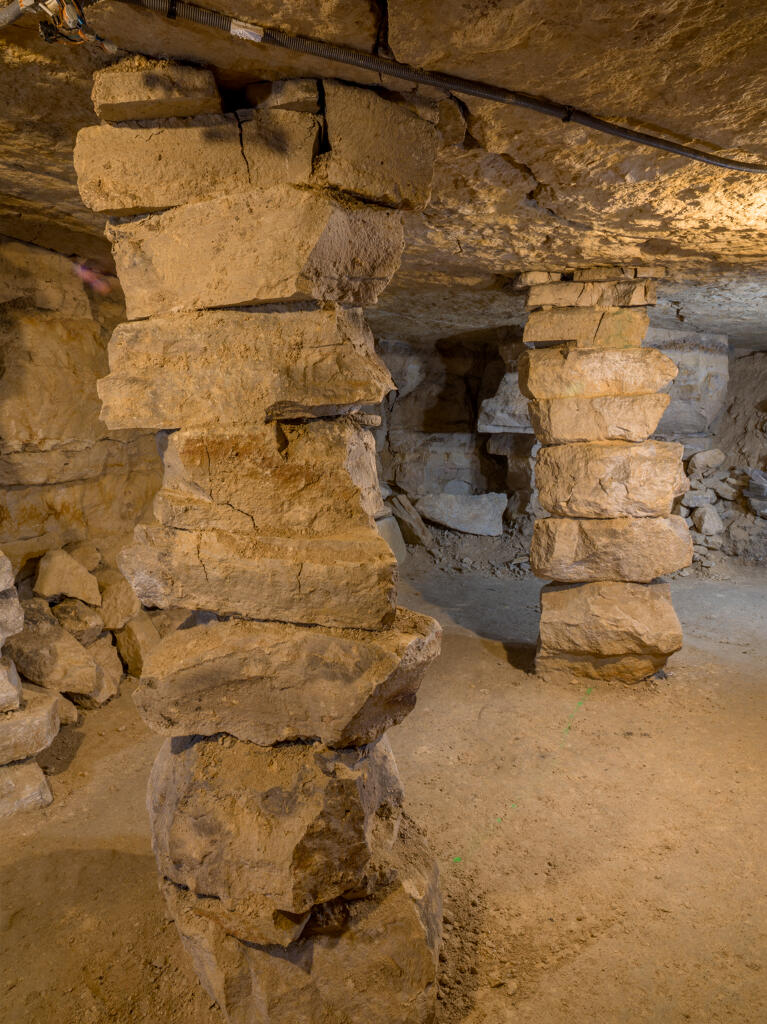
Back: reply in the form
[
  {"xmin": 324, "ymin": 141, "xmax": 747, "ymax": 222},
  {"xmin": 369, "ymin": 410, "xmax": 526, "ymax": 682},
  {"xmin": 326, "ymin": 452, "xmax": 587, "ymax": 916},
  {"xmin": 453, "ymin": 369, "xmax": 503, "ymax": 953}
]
[{"xmin": 2, "ymin": 0, "xmax": 767, "ymax": 348}]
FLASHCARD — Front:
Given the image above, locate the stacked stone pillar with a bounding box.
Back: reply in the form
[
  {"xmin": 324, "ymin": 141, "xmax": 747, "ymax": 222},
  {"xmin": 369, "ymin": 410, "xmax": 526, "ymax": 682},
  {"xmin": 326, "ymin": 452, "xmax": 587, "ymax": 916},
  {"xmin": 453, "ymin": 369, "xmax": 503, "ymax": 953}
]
[
  {"xmin": 75, "ymin": 61, "xmax": 443, "ymax": 1022},
  {"xmin": 518, "ymin": 268, "xmax": 693, "ymax": 682}
]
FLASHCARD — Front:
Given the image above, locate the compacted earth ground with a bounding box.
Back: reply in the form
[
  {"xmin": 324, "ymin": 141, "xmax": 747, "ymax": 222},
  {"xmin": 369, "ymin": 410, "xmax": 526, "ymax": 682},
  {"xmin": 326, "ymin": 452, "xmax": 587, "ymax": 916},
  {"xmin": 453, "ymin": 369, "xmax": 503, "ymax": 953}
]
[{"xmin": 1, "ymin": 562, "xmax": 765, "ymax": 1024}]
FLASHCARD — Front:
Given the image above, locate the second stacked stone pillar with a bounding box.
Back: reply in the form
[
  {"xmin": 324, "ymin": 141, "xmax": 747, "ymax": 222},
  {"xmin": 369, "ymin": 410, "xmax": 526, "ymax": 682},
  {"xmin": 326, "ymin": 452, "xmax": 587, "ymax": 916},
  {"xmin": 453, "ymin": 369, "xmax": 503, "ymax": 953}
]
[
  {"xmin": 75, "ymin": 62, "xmax": 443, "ymax": 1023},
  {"xmin": 519, "ymin": 268, "xmax": 693, "ymax": 682}
]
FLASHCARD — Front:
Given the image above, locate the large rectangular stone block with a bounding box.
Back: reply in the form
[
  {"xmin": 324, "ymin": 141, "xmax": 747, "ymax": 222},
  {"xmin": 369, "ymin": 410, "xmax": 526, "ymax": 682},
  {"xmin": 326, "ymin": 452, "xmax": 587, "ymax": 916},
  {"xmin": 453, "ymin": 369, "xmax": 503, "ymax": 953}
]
[
  {"xmin": 530, "ymin": 515, "xmax": 692, "ymax": 582},
  {"xmin": 155, "ymin": 420, "xmax": 381, "ymax": 535},
  {"xmin": 528, "ymin": 394, "xmax": 670, "ymax": 444},
  {"xmin": 537, "ymin": 580, "xmax": 683, "ymax": 682},
  {"xmin": 119, "ymin": 525, "xmax": 397, "ymax": 630},
  {"xmin": 107, "ymin": 186, "xmax": 404, "ymax": 318},
  {"xmin": 317, "ymin": 81, "xmax": 439, "ymax": 210},
  {"xmin": 526, "ymin": 280, "xmax": 656, "ymax": 309},
  {"xmin": 91, "ymin": 61, "xmax": 221, "ymax": 121},
  {"xmin": 134, "ymin": 607, "xmax": 440, "ymax": 747},
  {"xmin": 99, "ymin": 308, "xmax": 393, "ymax": 430},
  {"xmin": 536, "ymin": 440, "xmax": 687, "ymax": 517},
  {"xmin": 523, "ymin": 307, "xmax": 649, "ymax": 349},
  {"xmin": 519, "ymin": 347, "xmax": 677, "ymax": 400},
  {"xmin": 75, "ymin": 111, "xmax": 319, "ymax": 215}
]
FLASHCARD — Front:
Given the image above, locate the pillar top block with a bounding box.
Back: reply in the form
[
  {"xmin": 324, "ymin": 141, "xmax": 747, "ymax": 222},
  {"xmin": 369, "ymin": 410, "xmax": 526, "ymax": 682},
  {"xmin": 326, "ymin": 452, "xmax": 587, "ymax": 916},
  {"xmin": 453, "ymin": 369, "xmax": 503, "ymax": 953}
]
[{"xmin": 92, "ymin": 57, "xmax": 221, "ymax": 122}]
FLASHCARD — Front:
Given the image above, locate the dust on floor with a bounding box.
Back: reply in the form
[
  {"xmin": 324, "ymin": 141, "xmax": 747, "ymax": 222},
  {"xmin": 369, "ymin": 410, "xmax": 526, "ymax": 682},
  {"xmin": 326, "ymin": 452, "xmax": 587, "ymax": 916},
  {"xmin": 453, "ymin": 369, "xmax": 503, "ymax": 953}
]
[{"xmin": 1, "ymin": 565, "xmax": 765, "ymax": 1024}]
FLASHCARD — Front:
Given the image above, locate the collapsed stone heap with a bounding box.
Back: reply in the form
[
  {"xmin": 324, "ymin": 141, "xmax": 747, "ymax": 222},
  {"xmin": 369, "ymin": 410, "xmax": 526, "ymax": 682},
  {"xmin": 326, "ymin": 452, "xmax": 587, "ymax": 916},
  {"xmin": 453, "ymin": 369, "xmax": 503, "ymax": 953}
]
[
  {"xmin": 517, "ymin": 268, "xmax": 693, "ymax": 683},
  {"xmin": 75, "ymin": 60, "xmax": 444, "ymax": 1022}
]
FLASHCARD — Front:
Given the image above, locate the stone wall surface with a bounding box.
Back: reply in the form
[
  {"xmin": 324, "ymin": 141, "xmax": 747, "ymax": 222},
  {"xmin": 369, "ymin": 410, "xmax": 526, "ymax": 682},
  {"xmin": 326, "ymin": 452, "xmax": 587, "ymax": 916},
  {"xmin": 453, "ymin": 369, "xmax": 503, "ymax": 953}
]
[{"xmin": 74, "ymin": 60, "xmax": 443, "ymax": 1023}]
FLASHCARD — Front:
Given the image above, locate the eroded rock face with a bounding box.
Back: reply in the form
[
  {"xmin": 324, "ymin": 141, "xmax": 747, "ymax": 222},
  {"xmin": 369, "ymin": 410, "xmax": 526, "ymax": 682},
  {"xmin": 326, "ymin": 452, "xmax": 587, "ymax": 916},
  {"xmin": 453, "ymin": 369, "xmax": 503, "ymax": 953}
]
[
  {"xmin": 523, "ymin": 307, "xmax": 649, "ymax": 350},
  {"xmin": 162, "ymin": 820, "xmax": 441, "ymax": 1024},
  {"xmin": 536, "ymin": 441, "xmax": 688, "ymax": 517},
  {"xmin": 99, "ymin": 308, "xmax": 393, "ymax": 431},
  {"xmin": 107, "ymin": 186, "xmax": 404, "ymax": 318},
  {"xmin": 134, "ymin": 608, "xmax": 441, "ymax": 748},
  {"xmin": 150, "ymin": 734, "xmax": 404, "ymax": 946},
  {"xmin": 519, "ymin": 347, "xmax": 678, "ymax": 399},
  {"xmin": 528, "ymin": 394, "xmax": 670, "ymax": 444},
  {"xmin": 537, "ymin": 581, "xmax": 683, "ymax": 682},
  {"xmin": 531, "ymin": 515, "xmax": 693, "ymax": 582}
]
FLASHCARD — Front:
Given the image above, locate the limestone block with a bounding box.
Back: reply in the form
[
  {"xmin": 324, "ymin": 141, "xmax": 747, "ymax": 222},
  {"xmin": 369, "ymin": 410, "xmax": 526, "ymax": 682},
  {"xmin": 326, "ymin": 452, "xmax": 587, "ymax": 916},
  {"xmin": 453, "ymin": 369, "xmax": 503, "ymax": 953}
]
[
  {"xmin": 387, "ymin": 431, "xmax": 492, "ymax": 498},
  {"xmin": 75, "ymin": 111, "xmax": 319, "ymax": 215},
  {"xmin": 154, "ymin": 420, "xmax": 381, "ymax": 536},
  {"xmin": 5, "ymin": 599, "xmax": 104, "ymax": 702},
  {"xmin": 376, "ymin": 515, "xmax": 408, "ymax": 563},
  {"xmin": 34, "ymin": 550, "xmax": 101, "ymax": 606},
  {"xmin": 688, "ymin": 448, "xmax": 726, "ymax": 476},
  {"xmin": 317, "ymin": 81, "xmax": 439, "ymax": 210},
  {"xmin": 528, "ymin": 394, "xmax": 670, "ymax": 444},
  {"xmin": 65, "ymin": 541, "xmax": 102, "ymax": 572},
  {"xmin": 0, "ymin": 760, "xmax": 53, "ymax": 818},
  {"xmin": 692, "ymin": 504, "xmax": 724, "ymax": 535},
  {"xmin": 99, "ymin": 308, "xmax": 393, "ymax": 431},
  {"xmin": 119, "ymin": 525, "xmax": 397, "ymax": 631},
  {"xmin": 87, "ymin": 635, "xmax": 123, "ymax": 698},
  {"xmin": 116, "ymin": 611, "xmax": 161, "ymax": 677},
  {"xmin": 0, "ymin": 552, "xmax": 13, "ymax": 591},
  {"xmin": 0, "ymin": 238, "xmax": 91, "ymax": 317},
  {"xmin": 537, "ymin": 581, "xmax": 683, "ymax": 682},
  {"xmin": 531, "ymin": 516, "xmax": 692, "ymax": 582},
  {"xmin": 477, "ymin": 371, "xmax": 533, "ymax": 433},
  {"xmin": 56, "ymin": 694, "xmax": 79, "ymax": 726},
  {"xmin": 162, "ymin": 820, "xmax": 440, "ymax": 1024},
  {"xmin": 645, "ymin": 329, "xmax": 729, "ymax": 436},
  {"xmin": 95, "ymin": 569, "xmax": 140, "ymax": 631},
  {"xmin": 150, "ymin": 734, "xmax": 404, "ymax": 946},
  {"xmin": 0, "ymin": 437, "xmax": 155, "ymax": 488},
  {"xmin": 0, "ymin": 588, "xmax": 24, "ymax": 646},
  {"xmin": 0, "ymin": 311, "xmax": 108, "ymax": 452},
  {"xmin": 107, "ymin": 186, "xmax": 404, "ymax": 319},
  {"xmin": 51, "ymin": 599, "xmax": 104, "ymax": 645},
  {"xmin": 134, "ymin": 607, "xmax": 441, "ymax": 747},
  {"xmin": 245, "ymin": 78, "xmax": 320, "ymax": 112},
  {"xmin": 388, "ymin": 495, "xmax": 436, "ymax": 551},
  {"xmin": 519, "ymin": 347, "xmax": 678, "ymax": 400},
  {"xmin": 0, "ymin": 658, "xmax": 22, "ymax": 713},
  {"xmin": 536, "ymin": 441, "xmax": 687, "ymax": 518},
  {"xmin": 414, "ymin": 493, "xmax": 507, "ymax": 536},
  {"xmin": 91, "ymin": 60, "xmax": 221, "ymax": 121},
  {"xmin": 517, "ymin": 270, "xmax": 562, "ymax": 286},
  {"xmin": 0, "ymin": 686, "xmax": 59, "ymax": 767},
  {"xmin": 526, "ymin": 280, "xmax": 656, "ymax": 309},
  {"xmin": 523, "ymin": 307, "xmax": 649, "ymax": 350}
]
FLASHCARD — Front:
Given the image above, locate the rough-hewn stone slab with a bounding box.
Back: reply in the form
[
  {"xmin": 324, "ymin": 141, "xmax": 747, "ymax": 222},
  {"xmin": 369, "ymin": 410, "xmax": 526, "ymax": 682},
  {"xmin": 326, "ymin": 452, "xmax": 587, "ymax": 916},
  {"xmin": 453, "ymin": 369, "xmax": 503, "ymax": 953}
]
[
  {"xmin": 537, "ymin": 580, "xmax": 683, "ymax": 682},
  {"xmin": 91, "ymin": 60, "xmax": 221, "ymax": 121},
  {"xmin": 107, "ymin": 186, "xmax": 404, "ymax": 318},
  {"xmin": 519, "ymin": 347, "xmax": 677, "ymax": 399},
  {"xmin": 120, "ymin": 525, "xmax": 397, "ymax": 630},
  {"xmin": 531, "ymin": 515, "xmax": 692, "ymax": 582},
  {"xmin": 134, "ymin": 607, "xmax": 440, "ymax": 747},
  {"xmin": 99, "ymin": 308, "xmax": 393, "ymax": 430},
  {"xmin": 0, "ymin": 686, "xmax": 59, "ymax": 766},
  {"xmin": 150, "ymin": 735, "xmax": 403, "ymax": 946},
  {"xmin": 528, "ymin": 394, "xmax": 670, "ymax": 444},
  {"xmin": 523, "ymin": 307, "xmax": 649, "ymax": 349},
  {"xmin": 154, "ymin": 420, "xmax": 382, "ymax": 536},
  {"xmin": 414, "ymin": 493, "xmax": 507, "ymax": 536},
  {"xmin": 317, "ymin": 81, "xmax": 439, "ymax": 210},
  {"xmin": 0, "ymin": 759, "xmax": 53, "ymax": 818},
  {"xmin": 163, "ymin": 821, "xmax": 440, "ymax": 1024},
  {"xmin": 526, "ymin": 280, "xmax": 656, "ymax": 309},
  {"xmin": 536, "ymin": 440, "xmax": 687, "ymax": 517},
  {"xmin": 75, "ymin": 111, "xmax": 319, "ymax": 215}
]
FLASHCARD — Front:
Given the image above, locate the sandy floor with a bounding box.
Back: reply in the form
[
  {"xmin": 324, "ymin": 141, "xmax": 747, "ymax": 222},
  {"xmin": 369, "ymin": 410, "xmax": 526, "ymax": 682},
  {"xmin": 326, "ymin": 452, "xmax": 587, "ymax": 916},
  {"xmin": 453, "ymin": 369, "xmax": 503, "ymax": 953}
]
[{"xmin": 1, "ymin": 564, "xmax": 766, "ymax": 1024}]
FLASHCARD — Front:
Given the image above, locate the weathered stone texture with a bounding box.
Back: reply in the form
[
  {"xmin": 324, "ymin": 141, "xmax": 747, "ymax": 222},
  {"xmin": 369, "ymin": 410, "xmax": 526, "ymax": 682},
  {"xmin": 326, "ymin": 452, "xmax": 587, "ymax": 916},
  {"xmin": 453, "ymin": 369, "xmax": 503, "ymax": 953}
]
[
  {"xmin": 91, "ymin": 60, "xmax": 221, "ymax": 121},
  {"xmin": 115, "ymin": 611, "xmax": 160, "ymax": 677},
  {"xmin": 519, "ymin": 347, "xmax": 678, "ymax": 399},
  {"xmin": 134, "ymin": 608, "xmax": 441, "ymax": 747},
  {"xmin": 0, "ymin": 238, "xmax": 91, "ymax": 317},
  {"xmin": 0, "ymin": 760, "xmax": 53, "ymax": 818},
  {"xmin": 414, "ymin": 493, "xmax": 507, "ymax": 536},
  {"xmin": 120, "ymin": 526, "xmax": 397, "ymax": 630},
  {"xmin": 107, "ymin": 186, "xmax": 404, "ymax": 318},
  {"xmin": 150, "ymin": 734, "xmax": 404, "ymax": 946},
  {"xmin": 0, "ymin": 588, "xmax": 24, "ymax": 647},
  {"xmin": 526, "ymin": 279, "xmax": 656, "ymax": 309},
  {"xmin": 537, "ymin": 581, "xmax": 683, "ymax": 682},
  {"xmin": 163, "ymin": 821, "xmax": 440, "ymax": 1024},
  {"xmin": 99, "ymin": 308, "xmax": 393, "ymax": 431},
  {"xmin": 0, "ymin": 658, "xmax": 22, "ymax": 713},
  {"xmin": 528, "ymin": 393, "xmax": 670, "ymax": 444},
  {"xmin": 531, "ymin": 515, "xmax": 693, "ymax": 582},
  {"xmin": 96, "ymin": 568, "xmax": 140, "ymax": 631},
  {"xmin": 0, "ymin": 686, "xmax": 59, "ymax": 766},
  {"xmin": 536, "ymin": 441, "xmax": 687, "ymax": 518},
  {"xmin": 34, "ymin": 550, "xmax": 101, "ymax": 606},
  {"xmin": 523, "ymin": 306, "xmax": 649, "ymax": 349},
  {"xmin": 317, "ymin": 81, "xmax": 439, "ymax": 210},
  {"xmin": 75, "ymin": 111, "xmax": 319, "ymax": 215},
  {"xmin": 51, "ymin": 599, "xmax": 104, "ymax": 645}
]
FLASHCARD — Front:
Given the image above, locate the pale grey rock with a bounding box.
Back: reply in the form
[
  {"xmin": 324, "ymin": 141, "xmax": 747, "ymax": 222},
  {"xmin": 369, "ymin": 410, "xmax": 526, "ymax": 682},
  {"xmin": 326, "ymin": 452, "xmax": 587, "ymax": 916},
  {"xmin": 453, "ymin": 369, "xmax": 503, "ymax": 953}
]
[
  {"xmin": 0, "ymin": 760, "xmax": 53, "ymax": 818},
  {"xmin": 687, "ymin": 448, "xmax": 726, "ymax": 476},
  {"xmin": 0, "ymin": 552, "xmax": 14, "ymax": 591},
  {"xmin": 0, "ymin": 587, "xmax": 24, "ymax": 646},
  {"xmin": 0, "ymin": 658, "xmax": 22, "ymax": 713},
  {"xmin": 692, "ymin": 504, "xmax": 724, "ymax": 536},
  {"xmin": 415, "ymin": 493, "xmax": 507, "ymax": 536}
]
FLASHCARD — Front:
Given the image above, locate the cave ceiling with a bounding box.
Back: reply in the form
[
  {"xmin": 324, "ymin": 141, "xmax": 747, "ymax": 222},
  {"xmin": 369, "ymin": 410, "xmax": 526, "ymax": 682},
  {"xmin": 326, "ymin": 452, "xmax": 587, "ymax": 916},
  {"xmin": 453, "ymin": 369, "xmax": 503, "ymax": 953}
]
[{"xmin": 2, "ymin": 0, "xmax": 767, "ymax": 348}]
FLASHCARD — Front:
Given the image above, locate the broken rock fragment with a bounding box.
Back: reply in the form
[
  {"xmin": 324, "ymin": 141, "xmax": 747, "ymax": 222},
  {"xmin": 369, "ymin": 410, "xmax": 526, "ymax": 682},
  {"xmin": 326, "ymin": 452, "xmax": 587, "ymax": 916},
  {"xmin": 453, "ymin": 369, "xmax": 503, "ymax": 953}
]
[
  {"xmin": 414, "ymin": 492, "xmax": 507, "ymax": 536},
  {"xmin": 34, "ymin": 550, "xmax": 101, "ymax": 607},
  {"xmin": 0, "ymin": 760, "xmax": 53, "ymax": 818},
  {"xmin": 0, "ymin": 686, "xmax": 59, "ymax": 766},
  {"xmin": 115, "ymin": 611, "xmax": 160, "ymax": 677},
  {"xmin": 134, "ymin": 607, "xmax": 441, "ymax": 747},
  {"xmin": 0, "ymin": 587, "xmax": 24, "ymax": 646},
  {"xmin": 51, "ymin": 599, "xmax": 104, "ymax": 645},
  {"xmin": 0, "ymin": 658, "xmax": 22, "ymax": 713},
  {"xmin": 95, "ymin": 568, "xmax": 140, "ymax": 631}
]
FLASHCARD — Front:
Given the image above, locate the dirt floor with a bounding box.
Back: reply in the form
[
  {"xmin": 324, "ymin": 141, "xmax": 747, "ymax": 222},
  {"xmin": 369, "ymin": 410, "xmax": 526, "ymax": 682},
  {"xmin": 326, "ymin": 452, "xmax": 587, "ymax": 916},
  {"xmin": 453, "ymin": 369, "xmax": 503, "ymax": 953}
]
[{"xmin": 1, "ymin": 560, "xmax": 766, "ymax": 1024}]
